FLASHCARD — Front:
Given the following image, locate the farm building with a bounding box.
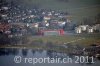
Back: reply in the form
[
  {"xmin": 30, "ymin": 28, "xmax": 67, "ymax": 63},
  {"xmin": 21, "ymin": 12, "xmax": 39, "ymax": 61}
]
[{"xmin": 39, "ymin": 29, "xmax": 64, "ymax": 36}]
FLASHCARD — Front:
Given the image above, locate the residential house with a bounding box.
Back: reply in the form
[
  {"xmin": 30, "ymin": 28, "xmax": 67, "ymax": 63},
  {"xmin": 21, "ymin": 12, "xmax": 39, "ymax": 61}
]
[
  {"xmin": 75, "ymin": 25, "xmax": 94, "ymax": 33},
  {"xmin": 43, "ymin": 16, "xmax": 51, "ymax": 23},
  {"xmin": 58, "ymin": 21, "xmax": 66, "ymax": 27},
  {"xmin": 87, "ymin": 27, "xmax": 94, "ymax": 33},
  {"xmin": 75, "ymin": 27, "xmax": 82, "ymax": 33},
  {"xmin": 79, "ymin": 25, "xmax": 89, "ymax": 31},
  {"xmin": 93, "ymin": 24, "xmax": 100, "ymax": 32}
]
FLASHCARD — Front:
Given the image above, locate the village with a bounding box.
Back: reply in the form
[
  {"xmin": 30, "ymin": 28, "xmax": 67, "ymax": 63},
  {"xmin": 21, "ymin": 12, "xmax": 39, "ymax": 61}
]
[
  {"xmin": 0, "ymin": 0, "xmax": 100, "ymax": 66},
  {"xmin": 0, "ymin": 0, "xmax": 100, "ymax": 36}
]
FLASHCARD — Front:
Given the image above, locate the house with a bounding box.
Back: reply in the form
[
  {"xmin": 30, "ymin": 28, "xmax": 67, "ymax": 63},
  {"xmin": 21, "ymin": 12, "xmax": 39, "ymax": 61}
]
[
  {"xmin": 93, "ymin": 24, "xmax": 100, "ymax": 32},
  {"xmin": 42, "ymin": 12, "xmax": 46, "ymax": 15},
  {"xmin": 26, "ymin": 23, "xmax": 29, "ymax": 27},
  {"xmin": 79, "ymin": 25, "xmax": 89, "ymax": 31},
  {"xmin": 43, "ymin": 16, "xmax": 51, "ymax": 23},
  {"xmin": 43, "ymin": 16, "xmax": 51, "ymax": 21},
  {"xmin": 45, "ymin": 23, "xmax": 49, "ymax": 27},
  {"xmin": 2, "ymin": 7, "xmax": 9, "ymax": 10},
  {"xmin": 58, "ymin": 21, "xmax": 66, "ymax": 27},
  {"xmin": 75, "ymin": 27, "xmax": 82, "ymax": 33},
  {"xmin": 87, "ymin": 27, "xmax": 94, "ymax": 33},
  {"xmin": 33, "ymin": 23, "xmax": 39, "ymax": 28},
  {"xmin": 75, "ymin": 25, "xmax": 94, "ymax": 33},
  {"xmin": 48, "ymin": 12, "xmax": 52, "ymax": 16}
]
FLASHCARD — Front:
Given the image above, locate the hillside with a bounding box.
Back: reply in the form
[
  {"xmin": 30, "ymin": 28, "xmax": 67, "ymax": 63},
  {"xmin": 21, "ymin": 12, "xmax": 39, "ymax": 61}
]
[{"xmin": 8, "ymin": 0, "xmax": 100, "ymax": 23}]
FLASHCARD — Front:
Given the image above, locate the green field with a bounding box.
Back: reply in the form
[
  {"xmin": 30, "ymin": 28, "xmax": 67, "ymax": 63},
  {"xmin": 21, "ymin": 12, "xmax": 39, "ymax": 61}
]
[
  {"xmin": 27, "ymin": 34, "xmax": 100, "ymax": 46},
  {"xmin": 0, "ymin": 33, "xmax": 100, "ymax": 52}
]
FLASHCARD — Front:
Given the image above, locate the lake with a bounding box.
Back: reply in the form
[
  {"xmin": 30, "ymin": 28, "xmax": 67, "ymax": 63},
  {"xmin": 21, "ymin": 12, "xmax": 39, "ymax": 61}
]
[{"xmin": 0, "ymin": 48, "xmax": 100, "ymax": 66}]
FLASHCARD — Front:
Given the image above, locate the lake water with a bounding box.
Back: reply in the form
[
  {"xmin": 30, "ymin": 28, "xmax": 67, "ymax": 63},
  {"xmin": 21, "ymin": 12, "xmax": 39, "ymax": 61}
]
[{"xmin": 0, "ymin": 48, "xmax": 100, "ymax": 66}]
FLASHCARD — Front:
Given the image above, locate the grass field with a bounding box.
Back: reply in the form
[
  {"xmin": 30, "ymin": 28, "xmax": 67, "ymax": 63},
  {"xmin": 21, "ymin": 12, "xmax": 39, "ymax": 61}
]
[
  {"xmin": 0, "ymin": 33, "xmax": 100, "ymax": 52},
  {"xmin": 28, "ymin": 33, "xmax": 100, "ymax": 46}
]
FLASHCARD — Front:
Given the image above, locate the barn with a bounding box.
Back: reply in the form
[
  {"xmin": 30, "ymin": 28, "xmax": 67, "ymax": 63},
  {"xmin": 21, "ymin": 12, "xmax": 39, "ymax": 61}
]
[{"xmin": 39, "ymin": 29, "xmax": 64, "ymax": 36}]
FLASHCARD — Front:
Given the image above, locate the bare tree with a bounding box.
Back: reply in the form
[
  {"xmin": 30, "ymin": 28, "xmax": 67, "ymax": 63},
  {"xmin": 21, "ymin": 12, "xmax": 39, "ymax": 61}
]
[{"xmin": 95, "ymin": 14, "xmax": 100, "ymax": 24}]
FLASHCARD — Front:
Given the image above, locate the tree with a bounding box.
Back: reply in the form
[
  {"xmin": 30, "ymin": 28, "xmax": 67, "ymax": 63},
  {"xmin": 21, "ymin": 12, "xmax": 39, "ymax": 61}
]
[
  {"xmin": 0, "ymin": 0, "xmax": 10, "ymax": 44},
  {"xmin": 0, "ymin": 0, "xmax": 8, "ymax": 23},
  {"xmin": 81, "ymin": 17, "xmax": 94, "ymax": 25},
  {"xmin": 95, "ymin": 14, "xmax": 100, "ymax": 24}
]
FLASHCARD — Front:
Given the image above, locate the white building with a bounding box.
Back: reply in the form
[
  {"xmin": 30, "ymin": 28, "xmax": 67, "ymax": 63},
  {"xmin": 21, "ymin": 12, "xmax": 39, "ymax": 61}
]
[
  {"xmin": 45, "ymin": 23, "xmax": 49, "ymax": 27},
  {"xmin": 26, "ymin": 23, "xmax": 29, "ymax": 27},
  {"xmin": 2, "ymin": 7, "xmax": 9, "ymax": 10},
  {"xmin": 48, "ymin": 12, "xmax": 52, "ymax": 16},
  {"xmin": 58, "ymin": 21, "xmax": 66, "ymax": 27},
  {"xmin": 44, "ymin": 16, "xmax": 51, "ymax": 20},
  {"xmin": 79, "ymin": 25, "xmax": 89, "ymax": 31},
  {"xmin": 87, "ymin": 27, "xmax": 94, "ymax": 33},
  {"xmin": 34, "ymin": 23, "xmax": 39, "ymax": 28},
  {"xmin": 75, "ymin": 27, "xmax": 82, "ymax": 33},
  {"xmin": 93, "ymin": 24, "xmax": 100, "ymax": 32},
  {"xmin": 75, "ymin": 25, "xmax": 94, "ymax": 33},
  {"xmin": 43, "ymin": 16, "xmax": 51, "ymax": 23}
]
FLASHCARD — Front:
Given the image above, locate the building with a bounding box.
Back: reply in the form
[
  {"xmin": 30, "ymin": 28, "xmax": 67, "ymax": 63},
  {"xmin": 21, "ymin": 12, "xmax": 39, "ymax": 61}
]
[
  {"xmin": 39, "ymin": 29, "xmax": 64, "ymax": 36},
  {"xmin": 75, "ymin": 25, "xmax": 94, "ymax": 33},
  {"xmin": 93, "ymin": 24, "xmax": 100, "ymax": 32},
  {"xmin": 43, "ymin": 16, "xmax": 52, "ymax": 23},
  {"xmin": 87, "ymin": 27, "xmax": 94, "ymax": 33},
  {"xmin": 75, "ymin": 27, "xmax": 82, "ymax": 33},
  {"xmin": 79, "ymin": 25, "xmax": 89, "ymax": 31}
]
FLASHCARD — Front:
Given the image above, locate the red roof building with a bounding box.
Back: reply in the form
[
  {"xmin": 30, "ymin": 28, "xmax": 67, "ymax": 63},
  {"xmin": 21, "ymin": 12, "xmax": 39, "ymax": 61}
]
[{"xmin": 39, "ymin": 29, "xmax": 64, "ymax": 36}]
